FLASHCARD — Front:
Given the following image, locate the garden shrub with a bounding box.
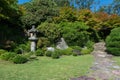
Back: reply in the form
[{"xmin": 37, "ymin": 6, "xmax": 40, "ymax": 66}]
[
  {"xmin": 35, "ymin": 49, "xmax": 44, "ymax": 56},
  {"xmin": 106, "ymin": 27, "xmax": 120, "ymax": 56},
  {"xmin": 14, "ymin": 42, "xmax": 30, "ymax": 53},
  {"xmin": 0, "ymin": 52, "xmax": 16, "ymax": 61},
  {"xmin": 85, "ymin": 41, "xmax": 94, "ymax": 51},
  {"xmin": 14, "ymin": 48, "xmax": 23, "ymax": 54},
  {"xmin": 51, "ymin": 51, "xmax": 60, "ymax": 59},
  {"xmin": 81, "ymin": 48, "xmax": 91, "ymax": 55},
  {"xmin": 37, "ymin": 37, "xmax": 50, "ymax": 48},
  {"xmin": 45, "ymin": 51, "xmax": 53, "ymax": 57},
  {"xmin": 60, "ymin": 47, "xmax": 73, "ymax": 55},
  {"xmin": 0, "ymin": 49, "xmax": 7, "ymax": 55},
  {"xmin": 71, "ymin": 46, "xmax": 82, "ymax": 56},
  {"xmin": 12, "ymin": 55, "xmax": 28, "ymax": 64}
]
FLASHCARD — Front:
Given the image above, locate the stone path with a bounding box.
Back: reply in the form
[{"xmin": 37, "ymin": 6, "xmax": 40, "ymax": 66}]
[
  {"xmin": 88, "ymin": 42, "xmax": 120, "ymax": 80},
  {"xmin": 70, "ymin": 42, "xmax": 120, "ymax": 80}
]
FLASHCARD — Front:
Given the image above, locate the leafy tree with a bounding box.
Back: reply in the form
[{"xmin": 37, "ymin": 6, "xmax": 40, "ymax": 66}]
[
  {"xmin": 37, "ymin": 22, "xmax": 61, "ymax": 44},
  {"xmin": 70, "ymin": 0, "xmax": 95, "ymax": 10},
  {"xmin": 53, "ymin": 6, "xmax": 77, "ymax": 23},
  {"xmin": 0, "ymin": 0, "xmax": 25, "ymax": 50},
  {"xmin": 60, "ymin": 21, "xmax": 90, "ymax": 46},
  {"xmin": 21, "ymin": 0, "xmax": 59, "ymax": 28}
]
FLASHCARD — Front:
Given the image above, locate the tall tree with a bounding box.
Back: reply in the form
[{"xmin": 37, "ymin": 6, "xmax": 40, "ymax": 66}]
[
  {"xmin": 70, "ymin": 0, "xmax": 95, "ymax": 10},
  {"xmin": 0, "ymin": 0, "xmax": 24, "ymax": 50},
  {"xmin": 21, "ymin": 0, "xmax": 59, "ymax": 28}
]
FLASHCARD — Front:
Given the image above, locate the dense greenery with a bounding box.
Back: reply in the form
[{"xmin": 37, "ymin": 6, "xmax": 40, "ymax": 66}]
[{"xmin": 106, "ymin": 27, "xmax": 120, "ymax": 56}]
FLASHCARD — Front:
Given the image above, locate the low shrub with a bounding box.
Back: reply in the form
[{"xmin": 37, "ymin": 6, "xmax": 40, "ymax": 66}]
[
  {"xmin": 14, "ymin": 48, "xmax": 23, "ymax": 54},
  {"xmin": 85, "ymin": 41, "xmax": 94, "ymax": 51},
  {"xmin": 60, "ymin": 47, "xmax": 73, "ymax": 55},
  {"xmin": 0, "ymin": 52, "xmax": 16, "ymax": 61},
  {"xmin": 71, "ymin": 46, "xmax": 82, "ymax": 56},
  {"xmin": 0, "ymin": 49, "xmax": 7, "ymax": 55},
  {"xmin": 35, "ymin": 49, "xmax": 44, "ymax": 56},
  {"xmin": 81, "ymin": 48, "xmax": 91, "ymax": 55},
  {"xmin": 12, "ymin": 55, "xmax": 28, "ymax": 64},
  {"xmin": 45, "ymin": 51, "xmax": 53, "ymax": 57},
  {"xmin": 51, "ymin": 51, "xmax": 60, "ymax": 59}
]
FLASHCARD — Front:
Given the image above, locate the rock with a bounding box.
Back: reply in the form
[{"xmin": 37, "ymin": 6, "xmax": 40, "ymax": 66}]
[
  {"xmin": 56, "ymin": 38, "xmax": 68, "ymax": 50},
  {"xmin": 47, "ymin": 47, "xmax": 55, "ymax": 52}
]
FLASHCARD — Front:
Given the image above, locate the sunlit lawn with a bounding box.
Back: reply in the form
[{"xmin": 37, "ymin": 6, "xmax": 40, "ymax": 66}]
[
  {"xmin": 113, "ymin": 56, "xmax": 120, "ymax": 66},
  {"xmin": 0, "ymin": 55, "xmax": 93, "ymax": 80}
]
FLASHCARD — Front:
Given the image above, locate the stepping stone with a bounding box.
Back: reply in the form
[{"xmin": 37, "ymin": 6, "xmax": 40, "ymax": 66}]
[{"xmin": 113, "ymin": 66, "xmax": 120, "ymax": 69}]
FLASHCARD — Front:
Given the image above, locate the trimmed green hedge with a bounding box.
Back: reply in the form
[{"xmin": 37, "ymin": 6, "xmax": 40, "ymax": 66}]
[{"xmin": 106, "ymin": 27, "xmax": 120, "ymax": 56}]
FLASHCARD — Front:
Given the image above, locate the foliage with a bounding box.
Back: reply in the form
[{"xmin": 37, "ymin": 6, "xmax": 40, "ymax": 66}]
[
  {"xmin": 71, "ymin": 0, "xmax": 95, "ymax": 10},
  {"xmin": 106, "ymin": 27, "xmax": 120, "ymax": 56},
  {"xmin": 35, "ymin": 49, "xmax": 44, "ymax": 56},
  {"xmin": 45, "ymin": 51, "xmax": 53, "ymax": 57},
  {"xmin": 14, "ymin": 42, "xmax": 30, "ymax": 53},
  {"xmin": 0, "ymin": 52, "xmax": 16, "ymax": 61},
  {"xmin": 21, "ymin": 0, "xmax": 59, "ymax": 28},
  {"xmin": 0, "ymin": 0, "xmax": 25, "ymax": 50},
  {"xmin": 0, "ymin": 49, "xmax": 7, "ymax": 55},
  {"xmin": 37, "ymin": 37, "xmax": 50, "ymax": 48},
  {"xmin": 81, "ymin": 48, "xmax": 91, "ymax": 55},
  {"xmin": 51, "ymin": 50, "xmax": 60, "ymax": 59},
  {"xmin": 12, "ymin": 55, "xmax": 28, "ymax": 64},
  {"xmin": 54, "ymin": 6, "xmax": 77, "ymax": 23},
  {"xmin": 71, "ymin": 46, "xmax": 82, "ymax": 56},
  {"xmin": 60, "ymin": 21, "xmax": 90, "ymax": 46},
  {"xmin": 37, "ymin": 22, "xmax": 61, "ymax": 43},
  {"xmin": 60, "ymin": 47, "xmax": 73, "ymax": 55},
  {"xmin": 85, "ymin": 41, "xmax": 94, "ymax": 51}
]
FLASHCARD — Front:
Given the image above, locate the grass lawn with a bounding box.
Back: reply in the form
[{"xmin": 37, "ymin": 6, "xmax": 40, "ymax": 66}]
[
  {"xmin": 0, "ymin": 55, "xmax": 93, "ymax": 80},
  {"xmin": 113, "ymin": 56, "xmax": 120, "ymax": 66}
]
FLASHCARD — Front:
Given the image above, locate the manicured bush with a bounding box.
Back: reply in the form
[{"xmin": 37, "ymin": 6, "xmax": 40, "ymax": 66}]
[
  {"xmin": 106, "ymin": 27, "xmax": 120, "ymax": 56},
  {"xmin": 12, "ymin": 55, "xmax": 28, "ymax": 64},
  {"xmin": 45, "ymin": 51, "xmax": 53, "ymax": 57},
  {"xmin": 0, "ymin": 52, "xmax": 16, "ymax": 61},
  {"xmin": 35, "ymin": 49, "xmax": 44, "ymax": 56},
  {"xmin": 60, "ymin": 47, "xmax": 73, "ymax": 55},
  {"xmin": 51, "ymin": 51, "xmax": 60, "ymax": 59}
]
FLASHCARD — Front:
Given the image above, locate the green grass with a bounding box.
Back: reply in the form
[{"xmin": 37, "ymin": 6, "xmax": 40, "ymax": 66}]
[
  {"xmin": 0, "ymin": 55, "xmax": 93, "ymax": 80},
  {"xmin": 113, "ymin": 56, "xmax": 120, "ymax": 66}
]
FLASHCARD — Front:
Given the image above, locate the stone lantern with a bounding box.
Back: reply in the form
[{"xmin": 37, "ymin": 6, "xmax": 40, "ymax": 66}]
[{"xmin": 28, "ymin": 25, "xmax": 38, "ymax": 52}]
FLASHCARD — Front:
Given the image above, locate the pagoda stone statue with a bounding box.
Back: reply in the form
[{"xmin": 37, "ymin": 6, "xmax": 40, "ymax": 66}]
[{"xmin": 28, "ymin": 25, "xmax": 38, "ymax": 52}]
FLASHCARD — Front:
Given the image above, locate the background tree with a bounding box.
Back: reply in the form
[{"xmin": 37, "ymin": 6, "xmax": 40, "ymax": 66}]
[
  {"xmin": 0, "ymin": 0, "xmax": 24, "ymax": 50},
  {"xmin": 21, "ymin": 0, "xmax": 59, "ymax": 28}
]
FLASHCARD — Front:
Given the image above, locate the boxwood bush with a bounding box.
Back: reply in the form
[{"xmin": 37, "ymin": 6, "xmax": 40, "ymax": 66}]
[
  {"xmin": 12, "ymin": 55, "xmax": 28, "ymax": 64},
  {"xmin": 106, "ymin": 27, "xmax": 120, "ymax": 56},
  {"xmin": 51, "ymin": 51, "xmax": 60, "ymax": 59}
]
